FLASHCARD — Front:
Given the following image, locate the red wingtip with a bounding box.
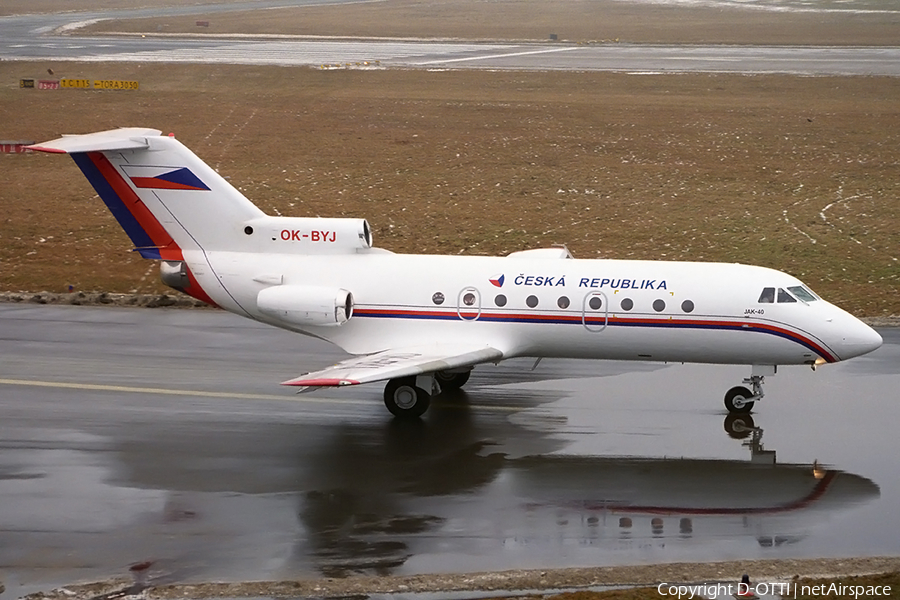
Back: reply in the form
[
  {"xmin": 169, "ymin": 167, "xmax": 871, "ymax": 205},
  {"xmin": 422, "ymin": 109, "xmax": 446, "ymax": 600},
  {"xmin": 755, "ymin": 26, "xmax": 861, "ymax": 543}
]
[
  {"xmin": 26, "ymin": 145, "xmax": 67, "ymax": 154},
  {"xmin": 281, "ymin": 378, "xmax": 360, "ymax": 387}
]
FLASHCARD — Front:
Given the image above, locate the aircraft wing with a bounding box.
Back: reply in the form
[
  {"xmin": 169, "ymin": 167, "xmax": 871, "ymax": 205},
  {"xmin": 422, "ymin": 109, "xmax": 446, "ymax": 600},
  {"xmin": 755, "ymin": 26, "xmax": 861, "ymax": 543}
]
[{"xmin": 281, "ymin": 345, "xmax": 504, "ymax": 388}]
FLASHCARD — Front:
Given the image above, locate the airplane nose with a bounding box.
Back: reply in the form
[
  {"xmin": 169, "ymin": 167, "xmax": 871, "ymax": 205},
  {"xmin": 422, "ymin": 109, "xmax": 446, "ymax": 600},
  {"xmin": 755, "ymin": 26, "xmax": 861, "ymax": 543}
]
[{"xmin": 836, "ymin": 319, "xmax": 883, "ymax": 360}]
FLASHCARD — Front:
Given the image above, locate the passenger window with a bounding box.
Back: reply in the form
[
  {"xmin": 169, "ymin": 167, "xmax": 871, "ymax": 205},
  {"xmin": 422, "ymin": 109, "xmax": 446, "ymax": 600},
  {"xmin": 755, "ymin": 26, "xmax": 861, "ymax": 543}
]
[
  {"xmin": 777, "ymin": 288, "xmax": 797, "ymax": 303},
  {"xmin": 494, "ymin": 294, "xmax": 507, "ymax": 307},
  {"xmin": 557, "ymin": 296, "xmax": 570, "ymax": 309},
  {"xmin": 621, "ymin": 298, "xmax": 633, "ymax": 311},
  {"xmin": 758, "ymin": 288, "xmax": 775, "ymax": 303},
  {"xmin": 526, "ymin": 295, "xmax": 539, "ymax": 308},
  {"xmin": 787, "ymin": 285, "xmax": 817, "ymax": 302}
]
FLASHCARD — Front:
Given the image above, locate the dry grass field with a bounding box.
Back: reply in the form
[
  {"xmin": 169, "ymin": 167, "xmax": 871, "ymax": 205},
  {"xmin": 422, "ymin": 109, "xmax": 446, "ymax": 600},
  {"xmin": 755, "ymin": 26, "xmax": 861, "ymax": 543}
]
[{"xmin": 3, "ymin": 61, "xmax": 899, "ymax": 316}]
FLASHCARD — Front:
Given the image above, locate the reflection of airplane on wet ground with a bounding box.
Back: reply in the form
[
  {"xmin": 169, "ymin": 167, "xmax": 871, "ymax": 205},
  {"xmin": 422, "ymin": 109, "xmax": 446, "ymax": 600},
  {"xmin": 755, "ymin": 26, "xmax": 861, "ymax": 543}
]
[
  {"xmin": 296, "ymin": 416, "xmax": 878, "ymax": 574},
  {"xmin": 96, "ymin": 401, "xmax": 878, "ymax": 577},
  {"xmin": 31, "ymin": 128, "xmax": 882, "ymax": 418}
]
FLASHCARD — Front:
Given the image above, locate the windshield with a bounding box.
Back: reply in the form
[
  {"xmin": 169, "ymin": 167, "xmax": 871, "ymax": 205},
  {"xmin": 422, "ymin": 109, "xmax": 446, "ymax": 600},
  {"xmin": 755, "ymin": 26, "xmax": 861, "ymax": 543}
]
[
  {"xmin": 777, "ymin": 288, "xmax": 797, "ymax": 303},
  {"xmin": 787, "ymin": 285, "xmax": 818, "ymax": 302}
]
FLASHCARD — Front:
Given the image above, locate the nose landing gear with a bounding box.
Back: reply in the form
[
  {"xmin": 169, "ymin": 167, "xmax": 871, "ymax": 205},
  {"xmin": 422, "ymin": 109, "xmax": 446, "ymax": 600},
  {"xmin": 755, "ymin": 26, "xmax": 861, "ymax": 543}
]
[
  {"xmin": 724, "ymin": 366, "xmax": 775, "ymax": 414},
  {"xmin": 724, "ymin": 381, "xmax": 760, "ymax": 414}
]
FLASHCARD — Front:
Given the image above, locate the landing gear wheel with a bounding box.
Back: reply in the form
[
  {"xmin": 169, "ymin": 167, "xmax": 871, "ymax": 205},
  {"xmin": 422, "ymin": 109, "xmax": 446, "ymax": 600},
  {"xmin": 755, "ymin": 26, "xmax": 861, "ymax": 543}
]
[
  {"xmin": 434, "ymin": 370, "xmax": 470, "ymax": 390},
  {"xmin": 724, "ymin": 386, "xmax": 755, "ymax": 414},
  {"xmin": 384, "ymin": 377, "xmax": 431, "ymax": 419}
]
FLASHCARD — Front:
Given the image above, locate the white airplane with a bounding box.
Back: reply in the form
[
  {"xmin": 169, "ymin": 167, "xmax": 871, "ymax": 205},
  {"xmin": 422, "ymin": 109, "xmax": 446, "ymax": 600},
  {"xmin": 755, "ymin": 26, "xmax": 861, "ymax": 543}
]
[{"xmin": 29, "ymin": 128, "xmax": 883, "ymax": 418}]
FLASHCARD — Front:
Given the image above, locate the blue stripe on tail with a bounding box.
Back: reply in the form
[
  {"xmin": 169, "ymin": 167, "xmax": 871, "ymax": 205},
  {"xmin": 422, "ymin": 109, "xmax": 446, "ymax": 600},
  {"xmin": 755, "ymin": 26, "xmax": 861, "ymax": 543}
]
[{"xmin": 70, "ymin": 153, "xmax": 161, "ymax": 259}]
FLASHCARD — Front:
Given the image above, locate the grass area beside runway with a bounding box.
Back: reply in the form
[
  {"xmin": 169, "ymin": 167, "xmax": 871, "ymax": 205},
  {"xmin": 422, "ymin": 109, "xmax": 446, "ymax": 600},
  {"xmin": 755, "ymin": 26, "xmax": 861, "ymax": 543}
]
[{"xmin": 2, "ymin": 62, "xmax": 899, "ymax": 316}]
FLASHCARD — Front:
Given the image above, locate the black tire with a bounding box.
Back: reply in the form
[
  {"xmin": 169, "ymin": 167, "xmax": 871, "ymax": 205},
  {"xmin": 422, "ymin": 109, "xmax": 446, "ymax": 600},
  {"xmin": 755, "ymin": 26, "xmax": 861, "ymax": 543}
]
[
  {"xmin": 384, "ymin": 376, "xmax": 431, "ymax": 418},
  {"xmin": 724, "ymin": 386, "xmax": 755, "ymax": 414},
  {"xmin": 724, "ymin": 413, "xmax": 756, "ymax": 439},
  {"xmin": 434, "ymin": 369, "xmax": 471, "ymax": 390}
]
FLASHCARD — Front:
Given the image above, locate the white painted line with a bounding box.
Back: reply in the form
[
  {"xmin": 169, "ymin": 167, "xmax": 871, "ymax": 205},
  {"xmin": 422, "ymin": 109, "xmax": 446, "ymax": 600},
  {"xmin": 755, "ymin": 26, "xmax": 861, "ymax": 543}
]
[
  {"xmin": 415, "ymin": 45, "xmax": 579, "ymax": 65},
  {"xmin": 0, "ymin": 377, "xmax": 369, "ymax": 405},
  {"xmin": 0, "ymin": 377, "xmax": 524, "ymax": 412}
]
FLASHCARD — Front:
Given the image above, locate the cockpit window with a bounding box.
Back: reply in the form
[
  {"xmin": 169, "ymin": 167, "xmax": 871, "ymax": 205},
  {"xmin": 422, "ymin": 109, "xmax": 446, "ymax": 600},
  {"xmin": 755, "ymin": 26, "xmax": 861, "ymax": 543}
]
[
  {"xmin": 787, "ymin": 285, "xmax": 817, "ymax": 302},
  {"xmin": 777, "ymin": 288, "xmax": 797, "ymax": 303},
  {"xmin": 758, "ymin": 287, "xmax": 775, "ymax": 303}
]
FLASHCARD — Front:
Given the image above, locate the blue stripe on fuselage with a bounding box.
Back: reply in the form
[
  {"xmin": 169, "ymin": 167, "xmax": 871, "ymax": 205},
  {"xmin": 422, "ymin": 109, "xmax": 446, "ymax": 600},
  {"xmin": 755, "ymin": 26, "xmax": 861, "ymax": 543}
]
[{"xmin": 352, "ymin": 309, "xmax": 834, "ymax": 361}]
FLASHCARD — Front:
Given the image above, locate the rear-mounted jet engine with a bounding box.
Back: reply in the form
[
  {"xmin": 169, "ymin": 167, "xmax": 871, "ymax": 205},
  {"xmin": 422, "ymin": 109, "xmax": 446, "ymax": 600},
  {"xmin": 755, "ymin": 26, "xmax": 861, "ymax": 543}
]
[
  {"xmin": 257, "ymin": 285, "xmax": 353, "ymax": 327},
  {"xmin": 241, "ymin": 217, "xmax": 372, "ymax": 253}
]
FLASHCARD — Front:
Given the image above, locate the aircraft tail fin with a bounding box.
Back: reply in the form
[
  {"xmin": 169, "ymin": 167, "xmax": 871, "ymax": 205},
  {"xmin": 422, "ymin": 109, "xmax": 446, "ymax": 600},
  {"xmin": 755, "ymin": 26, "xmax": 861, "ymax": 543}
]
[
  {"xmin": 30, "ymin": 128, "xmax": 374, "ymax": 258},
  {"xmin": 29, "ymin": 128, "xmax": 266, "ymax": 258}
]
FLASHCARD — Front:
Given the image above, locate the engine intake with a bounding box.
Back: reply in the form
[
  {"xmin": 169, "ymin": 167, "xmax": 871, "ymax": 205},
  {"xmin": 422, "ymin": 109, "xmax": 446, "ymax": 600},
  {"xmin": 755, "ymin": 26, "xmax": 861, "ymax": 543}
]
[{"xmin": 257, "ymin": 285, "xmax": 353, "ymax": 327}]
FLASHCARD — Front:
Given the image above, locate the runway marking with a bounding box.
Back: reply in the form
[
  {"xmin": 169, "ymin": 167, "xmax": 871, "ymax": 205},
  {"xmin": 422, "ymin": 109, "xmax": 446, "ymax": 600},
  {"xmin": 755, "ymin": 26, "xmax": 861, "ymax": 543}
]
[
  {"xmin": 0, "ymin": 377, "xmax": 527, "ymax": 412},
  {"xmin": 0, "ymin": 377, "xmax": 370, "ymax": 405},
  {"xmin": 415, "ymin": 46, "xmax": 579, "ymax": 65}
]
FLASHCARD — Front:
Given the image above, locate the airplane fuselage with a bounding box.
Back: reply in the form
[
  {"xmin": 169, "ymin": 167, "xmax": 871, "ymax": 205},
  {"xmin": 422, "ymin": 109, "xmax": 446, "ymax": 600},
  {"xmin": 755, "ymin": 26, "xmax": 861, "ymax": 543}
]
[{"xmin": 190, "ymin": 248, "xmax": 877, "ymax": 367}]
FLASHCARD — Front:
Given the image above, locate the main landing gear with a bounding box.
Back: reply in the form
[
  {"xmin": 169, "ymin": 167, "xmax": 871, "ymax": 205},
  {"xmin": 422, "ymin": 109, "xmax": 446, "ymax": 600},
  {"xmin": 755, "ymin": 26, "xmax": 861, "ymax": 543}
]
[
  {"xmin": 724, "ymin": 365, "xmax": 776, "ymax": 414},
  {"xmin": 434, "ymin": 369, "xmax": 471, "ymax": 390},
  {"xmin": 383, "ymin": 368, "xmax": 472, "ymax": 418}
]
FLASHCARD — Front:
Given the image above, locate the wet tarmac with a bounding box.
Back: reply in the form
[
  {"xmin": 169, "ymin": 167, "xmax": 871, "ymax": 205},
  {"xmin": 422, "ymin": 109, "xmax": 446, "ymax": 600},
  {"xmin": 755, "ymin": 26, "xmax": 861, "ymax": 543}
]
[
  {"xmin": 3, "ymin": 6, "xmax": 900, "ymax": 75},
  {"xmin": 0, "ymin": 304, "xmax": 897, "ymax": 597}
]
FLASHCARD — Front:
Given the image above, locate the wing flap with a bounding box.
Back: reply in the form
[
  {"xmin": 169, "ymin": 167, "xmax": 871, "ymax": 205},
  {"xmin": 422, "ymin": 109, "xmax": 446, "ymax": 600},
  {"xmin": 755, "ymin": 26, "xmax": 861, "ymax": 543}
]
[{"xmin": 281, "ymin": 345, "xmax": 503, "ymax": 388}]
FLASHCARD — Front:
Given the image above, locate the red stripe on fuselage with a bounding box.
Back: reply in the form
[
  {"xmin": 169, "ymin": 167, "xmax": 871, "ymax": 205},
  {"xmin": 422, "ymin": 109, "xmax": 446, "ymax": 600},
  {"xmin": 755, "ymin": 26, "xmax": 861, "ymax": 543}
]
[
  {"xmin": 88, "ymin": 152, "xmax": 219, "ymax": 308},
  {"xmin": 183, "ymin": 266, "xmax": 219, "ymax": 308},
  {"xmin": 351, "ymin": 307, "xmax": 837, "ymax": 363}
]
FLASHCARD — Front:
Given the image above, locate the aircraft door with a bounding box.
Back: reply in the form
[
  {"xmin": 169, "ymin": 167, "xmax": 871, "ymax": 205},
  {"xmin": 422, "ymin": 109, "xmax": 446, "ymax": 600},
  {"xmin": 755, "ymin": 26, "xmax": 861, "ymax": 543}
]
[
  {"xmin": 457, "ymin": 287, "xmax": 482, "ymax": 321},
  {"xmin": 582, "ymin": 291, "xmax": 608, "ymax": 332}
]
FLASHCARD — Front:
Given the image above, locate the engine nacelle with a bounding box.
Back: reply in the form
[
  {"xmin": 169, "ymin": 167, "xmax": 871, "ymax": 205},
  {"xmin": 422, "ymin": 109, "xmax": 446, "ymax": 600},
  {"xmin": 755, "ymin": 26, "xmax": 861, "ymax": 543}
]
[
  {"xmin": 257, "ymin": 285, "xmax": 353, "ymax": 327},
  {"xmin": 160, "ymin": 260, "xmax": 189, "ymax": 291},
  {"xmin": 242, "ymin": 216, "xmax": 372, "ymax": 253}
]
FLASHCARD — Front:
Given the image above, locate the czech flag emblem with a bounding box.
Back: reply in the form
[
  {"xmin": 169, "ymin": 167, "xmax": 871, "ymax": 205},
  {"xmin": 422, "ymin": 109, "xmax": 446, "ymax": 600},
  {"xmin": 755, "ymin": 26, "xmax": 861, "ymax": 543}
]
[
  {"xmin": 123, "ymin": 165, "xmax": 210, "ymax": 191},
  {"xmin": 489, "ymin": 274, "xmax": 505, "ymax": 288}
]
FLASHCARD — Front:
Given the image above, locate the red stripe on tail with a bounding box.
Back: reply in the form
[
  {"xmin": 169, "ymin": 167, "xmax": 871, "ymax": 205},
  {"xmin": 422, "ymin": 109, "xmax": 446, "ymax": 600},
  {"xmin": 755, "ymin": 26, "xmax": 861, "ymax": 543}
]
[
  {"xmin": 87, "ymin": 152, "xmax": 181, "ymax": 261},
  {"xmin": 88, "ymin": 152, "xmax": 219, "ymax": 308}
]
